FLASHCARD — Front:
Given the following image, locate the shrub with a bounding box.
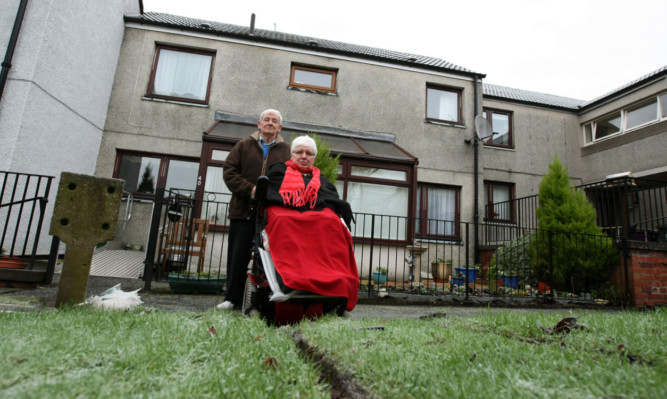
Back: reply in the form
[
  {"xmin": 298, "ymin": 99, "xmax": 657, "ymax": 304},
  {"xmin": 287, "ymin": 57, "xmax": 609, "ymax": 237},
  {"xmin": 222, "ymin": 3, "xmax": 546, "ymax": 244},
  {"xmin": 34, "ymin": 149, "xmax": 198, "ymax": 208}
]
[
  {"xmin": 533, "ymin": 155, "xmax": 618, "ymax": 292},
  {"xmin": 491, "ymin": 233, "xmax": 534, "ymax": 283},
  {"xmin": 312, "ymin": 133, "xmax": 340, "ymax": 184}
]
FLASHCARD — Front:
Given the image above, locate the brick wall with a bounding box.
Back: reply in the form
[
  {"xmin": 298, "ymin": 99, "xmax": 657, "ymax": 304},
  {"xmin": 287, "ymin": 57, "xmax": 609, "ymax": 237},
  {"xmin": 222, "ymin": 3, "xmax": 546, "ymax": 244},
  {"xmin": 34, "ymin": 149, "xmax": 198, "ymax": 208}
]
[{"xmin": 627, "ymin": 243, "xmax": 667, "ymax": 308}]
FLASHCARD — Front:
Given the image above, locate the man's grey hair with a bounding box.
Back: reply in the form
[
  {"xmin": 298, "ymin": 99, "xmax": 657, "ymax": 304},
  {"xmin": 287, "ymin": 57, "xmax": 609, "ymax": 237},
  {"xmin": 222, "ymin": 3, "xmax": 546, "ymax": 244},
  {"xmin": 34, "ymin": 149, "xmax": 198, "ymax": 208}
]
[{"xmin": 259, "ymin": 109, "xmax": 283, "ymax": 124}]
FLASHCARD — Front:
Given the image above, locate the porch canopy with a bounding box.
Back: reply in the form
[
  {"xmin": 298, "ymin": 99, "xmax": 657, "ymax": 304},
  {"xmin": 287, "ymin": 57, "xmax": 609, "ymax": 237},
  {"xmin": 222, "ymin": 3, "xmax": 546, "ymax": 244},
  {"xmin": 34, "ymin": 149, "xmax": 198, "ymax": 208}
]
[{"xmin": 204, "ymin": 112, "xmax": 417, "ymax": 165}]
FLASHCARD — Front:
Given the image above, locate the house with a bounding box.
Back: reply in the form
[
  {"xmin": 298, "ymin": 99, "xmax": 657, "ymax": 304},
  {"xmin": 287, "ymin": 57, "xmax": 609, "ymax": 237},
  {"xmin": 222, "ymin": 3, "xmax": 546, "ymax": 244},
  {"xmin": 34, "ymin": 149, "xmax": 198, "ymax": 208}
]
[
  {"xmin": 2, "ymin": 4, "xmax": 665, "ymax": 304},
  {"xmin": 98, "ymin": 11, "xmax": 666, "ymax": 245}
]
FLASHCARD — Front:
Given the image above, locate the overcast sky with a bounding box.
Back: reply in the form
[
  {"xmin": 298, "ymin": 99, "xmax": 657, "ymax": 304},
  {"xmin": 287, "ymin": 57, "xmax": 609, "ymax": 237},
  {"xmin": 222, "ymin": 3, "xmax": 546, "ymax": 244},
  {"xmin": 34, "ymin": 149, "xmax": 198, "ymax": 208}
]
[{"xmin": 142, "ymin": 0, "xmax": 666, "ymax": 101}]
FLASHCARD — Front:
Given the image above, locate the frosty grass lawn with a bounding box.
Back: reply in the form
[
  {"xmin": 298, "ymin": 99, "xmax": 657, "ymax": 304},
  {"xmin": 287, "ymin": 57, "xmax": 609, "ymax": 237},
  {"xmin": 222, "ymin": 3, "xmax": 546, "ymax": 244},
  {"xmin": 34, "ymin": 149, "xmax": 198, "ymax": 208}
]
[{"xmin": 1, "ymin": 305, "xmax": 665, "ymax": 398}]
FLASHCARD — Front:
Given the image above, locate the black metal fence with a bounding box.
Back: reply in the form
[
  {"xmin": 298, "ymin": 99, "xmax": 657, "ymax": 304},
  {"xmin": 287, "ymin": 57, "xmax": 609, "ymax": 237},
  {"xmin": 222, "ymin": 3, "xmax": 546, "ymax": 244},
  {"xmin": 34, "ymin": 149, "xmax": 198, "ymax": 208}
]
[
  {"xmin": 141, "ymin": 190, "xmax": 623, "ymax": 304},
  {"xmin": 486, "ymin": 176, "xmax": 667, "ymax": 243},
  {"xmin": 353, "ymin": 213, "xmax": 621, "ymax": 303},
  {"xmin": 0, "ymin": 171, "xmax": 54, "ymax": 267},
  {"xmin": 143, "ymin": 188, "xmax": 231, "ymax": 291}
]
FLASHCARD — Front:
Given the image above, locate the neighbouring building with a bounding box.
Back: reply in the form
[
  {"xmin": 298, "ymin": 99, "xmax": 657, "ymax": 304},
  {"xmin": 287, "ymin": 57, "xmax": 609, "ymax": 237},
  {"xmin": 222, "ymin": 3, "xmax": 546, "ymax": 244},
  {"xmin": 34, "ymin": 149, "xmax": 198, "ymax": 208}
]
[{"xmin": 0, "ymin": 0, "xmax": 142, "ymax": 253}]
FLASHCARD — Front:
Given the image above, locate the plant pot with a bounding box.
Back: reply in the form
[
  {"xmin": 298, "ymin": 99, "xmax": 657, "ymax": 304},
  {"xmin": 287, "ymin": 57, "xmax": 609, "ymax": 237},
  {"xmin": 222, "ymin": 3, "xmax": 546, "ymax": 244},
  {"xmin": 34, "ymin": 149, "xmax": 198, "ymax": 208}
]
[
  {"xmin": 168, "ymin": 275, "xmax": 226, "ymax": 294},
  {"xmin": 0, "ymin": 257, "xmax": 28, "ymax": 269},
  {"xmin": 431, "ymin": 261, "xmax": 452, "ymax": 280},
  {"xmin": 538, "ymin": 281, "xmax": 551, "ymax": 293},
  {"xmin": 488, "ymin": 279, "xmax": 502, "ymax": 290},
  {"xmin": 454, "ymin": 267, "xmax": 478, "ymax": 283},
  {"xmin": 451, "ymin": 277, "xmax": 465, "ymax": 286},
  {"xmin": 372, "ymin": 272, "xmax": 387, "ymax": 285},
  {"xmin": 500, "ymin": 275, "xmax": 519, "ymax": 289}
]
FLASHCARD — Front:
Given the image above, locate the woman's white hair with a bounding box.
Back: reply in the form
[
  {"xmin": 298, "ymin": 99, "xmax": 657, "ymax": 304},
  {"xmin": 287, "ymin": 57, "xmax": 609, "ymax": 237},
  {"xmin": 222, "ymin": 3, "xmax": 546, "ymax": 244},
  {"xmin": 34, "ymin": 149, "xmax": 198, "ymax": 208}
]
[{"xmin": 291, "ymin": 135, "xmax": 317, "ymax": 156}]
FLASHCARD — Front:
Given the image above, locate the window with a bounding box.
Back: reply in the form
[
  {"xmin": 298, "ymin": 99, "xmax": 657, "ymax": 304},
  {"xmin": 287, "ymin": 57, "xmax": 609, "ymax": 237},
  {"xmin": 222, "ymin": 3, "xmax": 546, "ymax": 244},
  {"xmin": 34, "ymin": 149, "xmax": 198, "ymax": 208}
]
[
  {"xmin": 146, "ymin": 45, "xmax": 215, "ymax": 104},
  {"xmin": 483, "ymin": 108, "xmax": 513, "ymax": 148},
  {"xmin": 626, "ymin": 100, "xmax": 657, "ymax": 130},
  {"xmin": 335, "ymin": 161, "xmax": 412, "ymax": 240},
  {"xmin": 583, "ymin": 93, "xmax": 666, "ymax": 144},
  {"xmin": 199, "ymin": 143, "xmax": 233, "ymax": 227},
  {"xmin": 416, "ymin": 184, "xmax": 460, "ymax": 239},
  {"xmin": 426, "ymin": 85, "xmax": 462, "ymax": 124},
  {"xmin": 114, "ymin": 151, "xmax": 199, "ymax": 198},
  {"xmin": 289, "ymin": 64, "xmax": 337, "ymax": 93},
  {"xmin": 484, "ymin": 181, "xmax": 514, "ymax": 223},
  {"xmin": 595, "ymin": 112, "xmax": 622, "ymax": 140}
]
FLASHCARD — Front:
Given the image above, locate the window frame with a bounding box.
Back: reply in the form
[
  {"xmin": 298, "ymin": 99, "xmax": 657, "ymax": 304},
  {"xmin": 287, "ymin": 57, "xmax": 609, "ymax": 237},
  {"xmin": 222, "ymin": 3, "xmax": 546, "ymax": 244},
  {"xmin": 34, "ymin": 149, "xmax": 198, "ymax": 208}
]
[
  {"xmin": 113, "ymin": 150, "xmax": 200, "ymax": 200},
  {"xmin": 415, "ymin": 183, "xmax": 461, "ymax": 240},
  {"xmin": 146, "ymin": 44, "xmax": 215, "ymax": 105},
  {"xmin": 425, "ymin": 84, "xmax": 463, "ymax": 125},
  {"xmin": 482, "ymin": 108, "xmax": 513, "ymax": 148},
  {"xmin": 484, "ymin": 181, "xmax": 515, "ymax": 224},
  {"xmin": 289, "ymin": 64, "xmax": 338, "ymax": 93},
  {"xmin": 196, "ymin": 141, "xmax": 235, "ymax": 230},
  {"xmin": 335, "ymin": 157, "xmax": 414, "ymax": 243},
  {"xmin": 583, "ymin": 92, "xmax": 666, "ymax": 145},
  {"xmin": 624, "ymin": 98, "xmax": 658, "ymax": 131}
]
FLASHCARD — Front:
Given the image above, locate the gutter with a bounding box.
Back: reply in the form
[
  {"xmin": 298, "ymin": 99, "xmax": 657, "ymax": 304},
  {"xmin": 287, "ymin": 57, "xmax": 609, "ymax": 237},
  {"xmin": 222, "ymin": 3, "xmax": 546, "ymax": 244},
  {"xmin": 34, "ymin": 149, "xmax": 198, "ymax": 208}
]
[{"xmin": 0, "ymin": 0, "xmax": 29, "ymax": 103}]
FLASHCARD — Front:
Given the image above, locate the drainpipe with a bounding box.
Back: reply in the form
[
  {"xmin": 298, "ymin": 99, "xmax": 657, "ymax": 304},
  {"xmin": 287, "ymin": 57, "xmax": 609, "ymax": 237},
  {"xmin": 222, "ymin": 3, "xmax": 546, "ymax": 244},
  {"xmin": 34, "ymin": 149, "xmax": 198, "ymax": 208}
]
[
  {"xmin": 0, "ymin": 0, "xmax": 29, "ymax": 103},
  {"xmin": 473, "ymin": 75, "xmax": 480, "ymax": 265}
]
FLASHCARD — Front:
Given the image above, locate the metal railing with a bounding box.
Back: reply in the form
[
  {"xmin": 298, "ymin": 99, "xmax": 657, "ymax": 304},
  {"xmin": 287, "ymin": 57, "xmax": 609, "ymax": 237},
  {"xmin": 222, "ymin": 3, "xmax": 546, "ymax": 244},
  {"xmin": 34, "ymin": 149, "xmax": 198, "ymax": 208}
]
[
  {"xmin": 140, "ymin": 191, "xmax": 623, "ymax": 304},
  {"xmin": 485, "ymin": 176, "xmax": 667, "ymax": 243},
  {"xmin": 353, "ymin": 214, "xmax": 621, "ymax": 303},
  {"xmin": 143, "ymin": 188, "xmax": 231, "ymax": 291},
  {"xmin": 0, "ymin": 171, "xmax": 54, "ymax": 267}
]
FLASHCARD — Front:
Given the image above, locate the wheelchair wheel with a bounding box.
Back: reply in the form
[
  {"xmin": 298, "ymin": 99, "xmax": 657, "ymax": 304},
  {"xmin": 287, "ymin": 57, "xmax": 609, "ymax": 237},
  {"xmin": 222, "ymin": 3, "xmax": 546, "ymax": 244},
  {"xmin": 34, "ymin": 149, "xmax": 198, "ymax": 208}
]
[{"xmin": 241, "ymin": 275, "xmax": 255, "ymax": 315}]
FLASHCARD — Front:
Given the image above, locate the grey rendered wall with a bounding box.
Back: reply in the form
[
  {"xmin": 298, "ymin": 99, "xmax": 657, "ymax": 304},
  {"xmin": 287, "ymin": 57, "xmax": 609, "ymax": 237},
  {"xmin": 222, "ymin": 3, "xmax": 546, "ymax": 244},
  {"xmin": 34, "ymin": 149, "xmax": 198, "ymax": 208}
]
[
  {"xmin": 98, "ymin": 26, "xmax": 481, "ymax": 223},
  {"xmin": 100, "ymin": 26, "xmax": 491, "ymax": 268},
  {"xmin": 479, "ymin": 99, "xmax": 584, "ymax": 195}
]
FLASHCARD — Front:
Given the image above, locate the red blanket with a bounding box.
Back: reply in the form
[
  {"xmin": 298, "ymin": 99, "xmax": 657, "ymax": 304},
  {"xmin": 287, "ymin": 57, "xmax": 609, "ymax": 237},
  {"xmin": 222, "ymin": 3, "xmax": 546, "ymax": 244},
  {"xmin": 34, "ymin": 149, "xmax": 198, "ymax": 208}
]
[{"xmin": 265, "ymin": 206, "xmax": 359, "ymax": 311}]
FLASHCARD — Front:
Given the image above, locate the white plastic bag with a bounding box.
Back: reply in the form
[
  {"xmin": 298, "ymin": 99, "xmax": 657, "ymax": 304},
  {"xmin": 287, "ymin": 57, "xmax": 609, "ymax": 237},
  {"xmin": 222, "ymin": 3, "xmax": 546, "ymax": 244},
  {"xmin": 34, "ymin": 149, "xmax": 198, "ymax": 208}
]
[{"xmin": 83, "ymin": 284, "xmax": 143, "ymax": 310}]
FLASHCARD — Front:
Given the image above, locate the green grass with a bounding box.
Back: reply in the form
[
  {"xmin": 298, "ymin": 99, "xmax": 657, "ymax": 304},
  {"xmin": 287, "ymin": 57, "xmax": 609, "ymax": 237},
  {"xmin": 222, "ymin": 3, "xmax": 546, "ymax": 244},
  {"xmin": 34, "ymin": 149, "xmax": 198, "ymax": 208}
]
[
  {"xmin": 0, "ymin": 308, "xmax": 328, "ymax": 398},
  {"xmin": 1, "ymin": 306, "xmax": 666, "ymax": 398},
  {"xmin": 296, "ymin": 309, "xmax": 667, "ymax": 398}
]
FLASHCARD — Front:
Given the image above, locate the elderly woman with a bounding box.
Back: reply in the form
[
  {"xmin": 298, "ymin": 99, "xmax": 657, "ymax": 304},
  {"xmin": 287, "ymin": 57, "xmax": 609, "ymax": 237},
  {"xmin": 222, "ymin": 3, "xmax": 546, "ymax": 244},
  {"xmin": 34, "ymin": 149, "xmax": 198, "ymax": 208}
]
[{"xmin": 262, "ymin": 135, "xmax": 359, "ymax": 311}]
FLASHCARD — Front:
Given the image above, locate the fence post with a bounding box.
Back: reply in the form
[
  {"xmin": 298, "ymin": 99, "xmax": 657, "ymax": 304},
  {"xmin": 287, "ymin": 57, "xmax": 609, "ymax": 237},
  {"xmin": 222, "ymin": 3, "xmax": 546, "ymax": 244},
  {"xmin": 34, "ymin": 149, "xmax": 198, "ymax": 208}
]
[
  {"xmin": 465, "ymin": 223, "xmax": 469, "ymax": 300},
  {"xmin": 548, "ymin": 230, "xmax": 554, "ymax": 297},
  {"xmin": 367, "ymin": 214, "xmax": 375, "ymax": 298},
  {"xmin": 43, "ymin": 235, "xmax": 60, "ymax": 285},
  {"xmin": 142, "ymin": 187, "xmax": 165, "ymax": 292}
]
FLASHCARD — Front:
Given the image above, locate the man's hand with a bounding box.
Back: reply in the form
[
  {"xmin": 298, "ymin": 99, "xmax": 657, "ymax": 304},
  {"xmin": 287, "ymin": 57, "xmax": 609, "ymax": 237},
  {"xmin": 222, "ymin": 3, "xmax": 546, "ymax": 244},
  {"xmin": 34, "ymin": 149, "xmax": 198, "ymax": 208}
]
[{"xmin": 251, "ymin": 185, "xmax": 256, "ymax": 197}]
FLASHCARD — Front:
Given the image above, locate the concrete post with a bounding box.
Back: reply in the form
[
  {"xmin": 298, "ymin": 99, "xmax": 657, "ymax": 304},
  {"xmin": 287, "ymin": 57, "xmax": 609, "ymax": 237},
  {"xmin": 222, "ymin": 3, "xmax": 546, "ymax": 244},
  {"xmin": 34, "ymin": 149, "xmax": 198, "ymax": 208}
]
[{"xmin": 49, "ymin": 172, "xmax": 124, "ymax": 307}]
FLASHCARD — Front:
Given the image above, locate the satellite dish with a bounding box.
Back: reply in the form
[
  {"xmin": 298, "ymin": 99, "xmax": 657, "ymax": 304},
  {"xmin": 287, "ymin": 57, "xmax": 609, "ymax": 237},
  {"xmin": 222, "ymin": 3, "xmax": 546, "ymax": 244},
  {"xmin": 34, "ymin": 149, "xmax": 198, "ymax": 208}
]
[{"xmin": 474, "ymin": 115, "xmax": 492, "ymax": 140}]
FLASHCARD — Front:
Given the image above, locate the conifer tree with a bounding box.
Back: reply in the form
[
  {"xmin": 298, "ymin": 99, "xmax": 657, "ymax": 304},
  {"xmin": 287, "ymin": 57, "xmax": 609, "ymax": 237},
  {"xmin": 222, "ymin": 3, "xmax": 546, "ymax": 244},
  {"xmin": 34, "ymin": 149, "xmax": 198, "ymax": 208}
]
[
  {"xmin": 311, "ymin": 134, "xmax": 340, "ymax": 185},
  {"xmin": 533, "ymin": 155, "xmax": 617, "ymax": 292},
  {"xmin": 137, "ymin": 164, "xmax": 155, "ymax": 194}
]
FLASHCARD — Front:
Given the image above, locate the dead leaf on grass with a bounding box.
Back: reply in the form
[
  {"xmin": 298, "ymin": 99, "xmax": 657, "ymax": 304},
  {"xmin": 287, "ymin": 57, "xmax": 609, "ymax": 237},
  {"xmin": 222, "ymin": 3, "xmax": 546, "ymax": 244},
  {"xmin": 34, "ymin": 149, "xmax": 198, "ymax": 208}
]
[
  {"xmin": 420, "ymin": 312, "xmax": 447, "ymax": 319},
  {"xmin": 207, "ymin": 326, "xmax": 217, "ymax": 335},
  {"xmin": 263, "ymin": 356, "xmax": 279, "ymax": 369},
  {"xmin": 358, "ymin": 326, "xmax": 385, "ymax": 331},
  {"xmin": 540, "ymin": 317, "xmax": 588, "ymax": 335}
]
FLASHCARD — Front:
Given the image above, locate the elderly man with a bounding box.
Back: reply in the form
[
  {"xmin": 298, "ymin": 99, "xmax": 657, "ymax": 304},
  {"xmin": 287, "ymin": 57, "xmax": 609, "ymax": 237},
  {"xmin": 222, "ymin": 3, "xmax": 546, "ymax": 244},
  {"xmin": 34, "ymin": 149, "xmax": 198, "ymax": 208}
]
[{"xmin": 217, "ymin": 109, "xmax": 290, "ymax": 310}]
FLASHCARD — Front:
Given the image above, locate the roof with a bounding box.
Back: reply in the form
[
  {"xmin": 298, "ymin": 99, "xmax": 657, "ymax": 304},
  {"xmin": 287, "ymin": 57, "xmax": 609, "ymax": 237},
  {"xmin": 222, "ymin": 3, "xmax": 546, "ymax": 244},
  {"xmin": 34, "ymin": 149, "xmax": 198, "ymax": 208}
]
[
  {"xmin": 205, "ymin": 113, "xmax": 416, "ymax": 164},
  {"xmin": 484, "ymin": 65, "xmax": 667, "ymax": 112},
  {"xmin": 579, "ymin": 65, "xmax": 667, "ymax": 110},
  {"xmin": 125, "ymin": 12, "xmax": 484, "ymax": 78},
  {"xmin": 127, "ymin": 12, "xmax": 666, "ymax": 114},
  {"xmin": 483, "ymin": 83, "xmax": 584, "ymax": 111}
]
